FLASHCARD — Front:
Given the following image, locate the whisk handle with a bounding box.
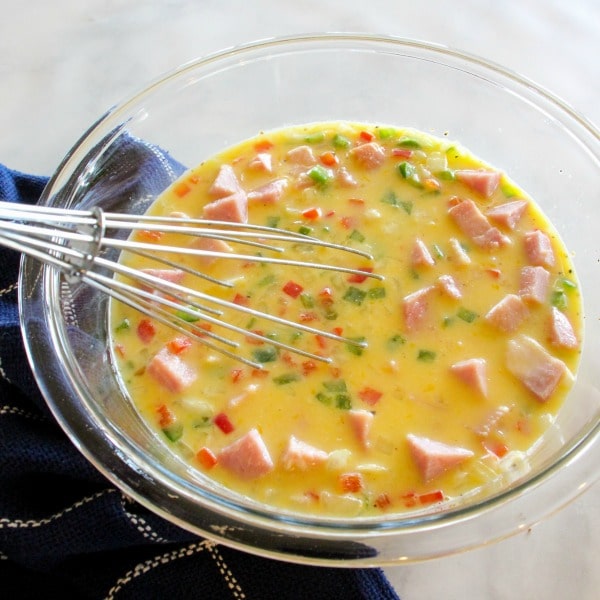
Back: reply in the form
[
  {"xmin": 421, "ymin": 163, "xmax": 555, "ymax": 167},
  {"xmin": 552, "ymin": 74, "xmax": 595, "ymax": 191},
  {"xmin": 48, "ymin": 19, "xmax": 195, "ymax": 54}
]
[{"xmin": 0, "ymin": 201, "xmax": 105, "ymax": 280}]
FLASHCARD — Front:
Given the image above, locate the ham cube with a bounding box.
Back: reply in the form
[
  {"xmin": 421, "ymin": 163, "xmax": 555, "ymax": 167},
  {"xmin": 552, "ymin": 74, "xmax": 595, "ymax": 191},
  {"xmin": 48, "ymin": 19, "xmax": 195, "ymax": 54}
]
[
  {"xmin": 350, "ymin": 142, "xmax": 386, "ymax": 170},
  {"xmin": 286, "ymin": 145, "xmax": 316, "ymax": 166},
  {"xmin": 476, "ymin": 227, "xmax": 511, "ymax": 249},
  {"xmin": 407, "ymin": 434, "xmax": 474, "ymax": 482},
  {"xmin": 140, "ymin": 268, "xmax": 185, "ymax": 288},
  {"xmin": 348, "ymin": 409, "xmax": 374, "ymax": 450},
  {"xmin": 248, "ymin": 152, "xmax": 273, "ymax": 173},
  {"xmin": 437, "ymin": 274, "xmax": 462, "ymax": 299},
  {"xmin": 147, "ymin": 347, "xmax": 197, "ymax": 393},
  {"xmin": 411, "ymin": 238, "xmax": 435, "ymax": 268},
  {"xmin": 280, "ymin": 436, "xmax": 328, "ymax": 470},
  {"xmin": 485, "ymin": 294, "xmax": 529, "ymax": 333},
  {"xmin": 549, "ymin": 307, "xmax": 578, "ymax": 349},
  {"xmin": 192, "ymin": 236, "xmax": 233, "ymax": 265},
  {"xmin": 218, "ymin": 429, "xmax": 274, "ymax": 479},
  {"xmin": 519, "ymin": 266, "xmax": 550, "ymax": 304},
  {"xmin": 448, "ymin": 199, "xmax": 509, "ymax": 250},
  {"xmin": 209, "ymin": 164, "xmax": 242, "ymax": 198},
  {"xmin": 450, "ymin": 358, "xmax": 488, "ymax": 398},
  {"xmin": 202, "ymin": 189, "xmax": 248, "ymax": 223},
  {"xmin": 524, "ymin": 230, "xmax": 555, "ymax": 267},
  {"xmin": 455, "ymin": 169, "xmax": 501, "ymax": 198},
  {"xmin": 506, "ymin": 334, "xmax": 569, "ymax": 401},
  {"xmin": 247, "ymin": 178, "xmax": 288, "ymax": 205},
  {"xmin": 486, "ymin": 199, "xmax": 528, "ymax": 230},
  {"xmin": 403, "ymin": 286, "xmax": 435, "ymax": 332}
]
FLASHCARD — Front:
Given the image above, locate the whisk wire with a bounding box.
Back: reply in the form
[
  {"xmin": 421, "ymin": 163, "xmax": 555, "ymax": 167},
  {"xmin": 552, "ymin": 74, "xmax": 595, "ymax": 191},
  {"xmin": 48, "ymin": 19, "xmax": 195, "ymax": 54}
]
[{"xmin": 0, "ymin": 201, "xmax": 380, "ymax": 366}]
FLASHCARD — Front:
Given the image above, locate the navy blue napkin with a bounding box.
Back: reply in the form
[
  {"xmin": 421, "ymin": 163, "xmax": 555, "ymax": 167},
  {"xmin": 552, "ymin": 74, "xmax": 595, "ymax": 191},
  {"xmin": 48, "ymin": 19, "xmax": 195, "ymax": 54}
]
[{"xmin": 0, "ymin": 154, "xmax": 400, "ymax": 599}]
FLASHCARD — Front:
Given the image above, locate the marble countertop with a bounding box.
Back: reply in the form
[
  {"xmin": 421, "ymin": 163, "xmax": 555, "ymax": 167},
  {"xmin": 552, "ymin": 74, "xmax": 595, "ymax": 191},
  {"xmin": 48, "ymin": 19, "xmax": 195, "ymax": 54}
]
[{"xmin": 2, "ymin": 1, "xmax": 598, "ymax": 598}]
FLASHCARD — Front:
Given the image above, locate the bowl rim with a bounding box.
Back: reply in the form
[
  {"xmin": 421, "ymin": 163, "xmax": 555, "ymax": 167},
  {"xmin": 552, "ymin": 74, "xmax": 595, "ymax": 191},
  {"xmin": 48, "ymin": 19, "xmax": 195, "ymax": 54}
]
[{"xmin": 19, "ymin": 32, "xmax": 600, "ymax": 563}]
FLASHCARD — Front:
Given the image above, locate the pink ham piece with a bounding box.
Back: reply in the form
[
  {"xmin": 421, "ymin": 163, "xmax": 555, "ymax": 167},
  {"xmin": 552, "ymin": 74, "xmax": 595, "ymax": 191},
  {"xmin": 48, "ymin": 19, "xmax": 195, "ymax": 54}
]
[
  {"xmin": 247, "ymin": 178, "xmax": 288, "ymax": 205},
  {"xmin": 448, "ymin": 199, "xmax": 510, "ymax": 250},
  {"xmin": 192, "ymin": 236, "xmax": 233, "ymax": 265},
  {"xmin": 506, "ymin": 334, "xmax": 569, "ymax": 402},
  {"xmin": 455, "ymin": 169, "xmax": 501, "ymax": 198},
  {"xmin": 403, "ymin": 285, "xmax": 435, "ymax": 332},
  {"xmin": 519, "ymin": 266, "xmax": 550, "ymax": 304},
  {"xmin": 485, "ymin": 294, "xmax": 529, "ymax": 333},
  {"xmin": 147, "ymin": 347, "xmax": 197, "ymax": 393},
  {"xmin": 350, "ymin": 142, "xmax": 386, "ymax": 170},
  {"xmin": 450, "ymin": 358, "xmax": 488, "ymax": 398},
  {"xmin": 437, "ymin": 274, "xmax": 462, "ymax": 299},
  {"xmin": 218, "ymin": 428, "xmax": 274, "ymax": 479},
  {"xmin": 202, "ymin": 189, "xmax": 248, "ymax": 223},
  {"xmin": 524, "ymin": 230, "xmax": 555, "ymax": 267},
  {"xmin": 348, "ymin": 409, "xmax": 374, "ymax": 450},
  {"xmin": 407, "ymin": 434, "xmax": 474, "ymax": 482},
  {"xmin": 286, "ymin": 145, "xmax": 316, "ymax": 166},
  {"xmin": 486, "ymin": 199, "xmax": 528, "ymax": 230},
  {"xmin": 411, "ymin": 238, "xmax": 435, "ymax": 268},
  {"xmin": 209, "ymin": 164, "xmax": 243, "ymax": 198},
  {"xmin": 549, "ymin": 307, "xmax": 578, "ymax": 349},
  {"xmin": 280, "ymin": 436, "xmax": 329, "ymax": 470},
  {"xmin": 140, "ymin": 268, "xmax": 185, "ymax": 286},
  {"xmin": 248, "ymin": 152, "xmax": 273, "ymax": 173}
]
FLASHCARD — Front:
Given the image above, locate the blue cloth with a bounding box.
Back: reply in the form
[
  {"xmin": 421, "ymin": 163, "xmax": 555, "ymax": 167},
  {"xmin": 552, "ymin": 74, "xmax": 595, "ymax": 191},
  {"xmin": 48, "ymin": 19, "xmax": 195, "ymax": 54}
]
[{"xmin": 0, "ymin": 153, "xmax": 400, "ymax": 599}]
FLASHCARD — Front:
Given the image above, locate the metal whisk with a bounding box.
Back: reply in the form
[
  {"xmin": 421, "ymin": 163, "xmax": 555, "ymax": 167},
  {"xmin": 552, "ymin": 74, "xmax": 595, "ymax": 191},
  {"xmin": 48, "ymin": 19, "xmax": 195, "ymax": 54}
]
[{"xmin": 0, "ymin": 201, "xmax": 382, "ymax": 368}]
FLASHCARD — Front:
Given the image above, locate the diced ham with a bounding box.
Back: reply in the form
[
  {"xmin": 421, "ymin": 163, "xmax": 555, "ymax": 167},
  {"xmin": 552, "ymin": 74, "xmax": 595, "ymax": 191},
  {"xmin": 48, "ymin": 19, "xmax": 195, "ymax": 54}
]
[
  {"xmin": 524, "ymin": 230, "xmax": 555, "ymax": 267},
  {"xmin": 448, "ymin": 237, "xmax": 471, "ymax": 266},
  {"xmin": 147, "ymin": 347, "xmax": 197, "ymax": 393},
  {"xmin": 280, "ymin": 436, "xmax": 329, "ymax": 470},
  {"xmin": 437, "ymin": 274, "xmax": 462, "ymax": 299},
  {"xmin": 248, "ymin": 152, "xmax": 272, "ymax": 173},
  {"xmin": 450, "ymin": 358, "xmax": 488, "ymax": 398},
  {"xmin": 140, "ymin": 268, "xmax": 185, "ymax": 286},
  {"xmin": 519, "ymin": 266, "xmax": 550, "ymax": 304},
  {"xmin": 336, "ymin": 167, "xmax": 358, "ymax": 187},
  {"xmin": 348, "ymin": 409, "xmax": 374, "ymax": 450},
  {"xmin": 411, "ymin": 238, "xmax": 435, "ymax": 268},
  {"xmin": 403, "ymin": 286, "xmax": 435, "ymax": 332},
  {"xmin": 202, "ymin": 189, "xmax": 248, "ymax": 223},
  {"xmin": 247, "ymin": 178, "xmax": 288, "ymax": 204},
  {"xmin": 350, "ymin": 142, "xmax": 386, "ymax": 170},
  {"xmin": 286, "ymin": 145, "xmax": 316, "ymax": 166},
  {"xmin": 218, "ymin": 429, "xmax": 274, "ymax": 479},
  {"xmin": 407, "ymin": 434, "xmax": 474, "ymax": 482},
  {"xmin": 506, "ymin": 334, "xmax": 569, "ymax": 401},
  {"xmin": 209, "ymin": 164, "xmax": 242, "ymax": 198},
  {"xmin": 486, "ymin": 199, "xmax": 528, "ymax": 230},
  {"xmin": 455, "ymin": 169, "xmax": 501, "ymax": 198},
  {"xmin": 192, "ymin": 236, "xmax": 233, "ymax": 265},
  {"xmin": 485, "ymin": 294, "xmax": 529, "ymax": 333},
  {"xmin": 549, "ymin": 307, "xmax": 578, "ymax": 349},
  {"xmin": 476, "ymin": 227, "xmax": 511, "ymax": 249},
  {"xmin": 294, "ymin": 172, "xmax": 314, "ymax": 190},
  {"xmin": 448, "ymin": 199, "xmax": 509, "ymax": 250}
]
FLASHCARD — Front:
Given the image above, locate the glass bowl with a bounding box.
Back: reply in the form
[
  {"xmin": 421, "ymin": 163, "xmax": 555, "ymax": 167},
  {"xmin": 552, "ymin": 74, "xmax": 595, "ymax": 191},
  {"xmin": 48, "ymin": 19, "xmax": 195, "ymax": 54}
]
[{"xmin": 19, "ymin": 34, "xmax": 600, "ymax": 565}]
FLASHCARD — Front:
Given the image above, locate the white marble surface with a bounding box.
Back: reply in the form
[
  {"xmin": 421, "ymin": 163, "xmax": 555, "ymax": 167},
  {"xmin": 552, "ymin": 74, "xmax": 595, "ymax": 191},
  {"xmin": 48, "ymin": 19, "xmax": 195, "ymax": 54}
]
[{"xmin": 2, "ymin": 1, "xmax": 598, "ymax": 598}]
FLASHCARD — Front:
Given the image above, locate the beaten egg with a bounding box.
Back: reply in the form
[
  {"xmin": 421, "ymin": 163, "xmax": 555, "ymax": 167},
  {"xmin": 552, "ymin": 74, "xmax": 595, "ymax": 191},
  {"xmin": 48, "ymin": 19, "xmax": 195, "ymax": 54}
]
[{"xmin": 110, "ymin": 122, "xmax": 582, "ymax": 517}]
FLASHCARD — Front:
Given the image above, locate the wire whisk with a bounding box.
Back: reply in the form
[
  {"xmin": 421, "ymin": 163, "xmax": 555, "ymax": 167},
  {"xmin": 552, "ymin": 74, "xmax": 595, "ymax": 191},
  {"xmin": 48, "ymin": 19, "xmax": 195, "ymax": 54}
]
[{"xmin": 0, "ymin": 201, "xmax": 382, "ymax": 368}]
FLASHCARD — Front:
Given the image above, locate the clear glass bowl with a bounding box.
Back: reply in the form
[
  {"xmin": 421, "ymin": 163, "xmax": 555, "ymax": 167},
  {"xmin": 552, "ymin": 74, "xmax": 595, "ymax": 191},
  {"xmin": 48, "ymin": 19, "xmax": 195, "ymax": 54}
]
[{"xmin": 19, "ymin": 34, "xmax": 600, "ymax": 565}]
